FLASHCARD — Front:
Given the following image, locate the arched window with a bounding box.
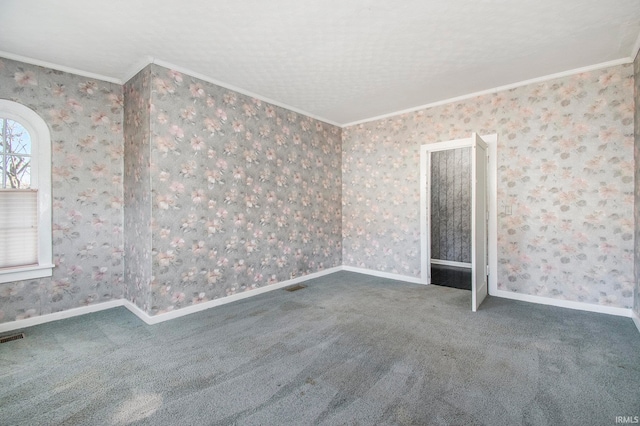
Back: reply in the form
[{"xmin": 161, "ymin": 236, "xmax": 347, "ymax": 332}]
[{"xmin": 0, "ymin": 100, "xmax": 53, "ymax": 283}]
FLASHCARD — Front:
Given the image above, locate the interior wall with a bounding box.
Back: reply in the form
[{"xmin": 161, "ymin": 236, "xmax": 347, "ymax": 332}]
[
  {"xmin": 0, "ymin": 55, "xmax": 636, "ymax": 323},
  {"xmin": 430, "ymin": 147, "xmax": 471, "ymax": 263},
  {"xmin": 0, "ymin": 58, "xmax": 124, "ymax": 322},
  {"xmin": 0, "ymin": 56, "xmax": 342, "ymax": 325},
  {"xmin": 343, "ymin": 64, "xmax": 635, "ymax": 309},
  {"xmin": 123, "ymin": 66, "xmax": 153, "ymax": 312},
  {"xmin": 144, "ymin": 64, "xmax": 342, "ymax": 315},
  {"xmin": 634, "ymin": 50, "xmax": 640, "ymax": 317}
]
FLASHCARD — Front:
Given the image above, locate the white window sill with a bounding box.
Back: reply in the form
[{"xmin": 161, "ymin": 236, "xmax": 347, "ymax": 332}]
[{"xmin": 0, "ymin": 264, "xmax": 54, "ymax": 284}]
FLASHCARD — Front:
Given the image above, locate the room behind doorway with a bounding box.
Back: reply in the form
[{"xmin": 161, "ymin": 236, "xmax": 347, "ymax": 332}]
[{"xmin": 430, "ymin": 146, "xmax": 472, "ymax": 290}]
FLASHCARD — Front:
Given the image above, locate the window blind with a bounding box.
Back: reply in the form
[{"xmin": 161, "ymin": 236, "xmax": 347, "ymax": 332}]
[{"xmin": 0, "ymin": 190, "xmax": 38, "ymax": 268}]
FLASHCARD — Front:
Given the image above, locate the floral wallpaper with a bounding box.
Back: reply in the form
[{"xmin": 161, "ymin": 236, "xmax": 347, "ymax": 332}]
[
  {"xmin": 123, "ymin": 66, "xmax": 153, "ymax": 312},
  {"xmin": 0, "ymin": 54, "xmax": 637, "ymax": 324},
  {"xmin": 343, "ymin": 64, "xmax": 635, "ymax": 309},
  {"xmin": 138, "ymin": 64, "xmax": 342, "ymax": 315},
  {"xmin": 0, "ymin": 58, "xmax": 124, "ymax": 322},
  {"xmin": 0, "ymin": 57, "xmax": 341, "ymax": 324},
  {"xmin": 634, "ymin": 51, "xmax": 640, "ymax": 317}
]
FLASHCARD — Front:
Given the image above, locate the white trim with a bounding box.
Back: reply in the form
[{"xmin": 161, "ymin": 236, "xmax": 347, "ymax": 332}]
[
  {"xmin": 342, "ymin": 58, "xmax": 632, "ymax": 127},
  {"xmin": 0, "ymin": 100, "xmax": 53, "ymax": 283},
  {"xmin": 142, "ymin": 58, "xmax": 342, "ymax": 128},
  {"xmin": 470, "ymin": 133, "xmax": 487, "ymax": 312},
  {"xmin": 0, "ymin": 52, "xmax": 341, "ymax": 127},
  {"xmin": 121, "ymin": 55, "xmax": 154, "ymax": 84},
  {"xmin": 631, "ymin": 30, "xmax": 640, "ymax": 62},
  {"xmin": 0, "ymin": 52, "xmax": 342, "ymax": 128},
  {"xmin": 123, "ymin": 266, "xmax": 343, "ymax": 325},
  {"xmin": 422, "ymin": 137, "xmax": 471, "ymax": 153},
  {"xmin": 0, "ymin": 299, "xmax": 125, "ymax": 334},
  {"xmin": 0, "ymin": 264, "xmax": 54, "ymax": 283},
  {"xmin": 632, "ymin": 311, "xmax": 640, "ymax": 335},
  {"xmin": 419, "ymin": 144, "xmax": 430, "ymax": 283},
  {"xmin": 430, "ymin": 259, "xmax": 472, "ymax": 269},
  {"xmin": 341, "ymin": 265, "xmax": 425, "ymax": 285},
  {"xmin": 0, "ymin": 267, "xmax": 636, "ymax": 332},
  {"xmin": 2, "ymin": 52, "xmax": 634, "ymax": 128},
  {"xmin": 0, "ymin": 51, "xmax": 121, "ymax": 84},
  {"xmin": 121, "ymin": 300, "xmax": 152, "ymax": 324},
  {"xmin": 0, "ymin": 267, "xmax": 343, "ymax": 331},
  {"xmin": 493, "ymin": 289, "xmax": 633, "ymax": 318},
  {"xmin": 486, "ymin": 135, "xmax": 498, "ymax": 296}
]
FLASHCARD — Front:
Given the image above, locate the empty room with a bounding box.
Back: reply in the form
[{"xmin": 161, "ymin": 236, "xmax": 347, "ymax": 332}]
[{"xmin": 1, "ymin": 1, "xmax": 640, "ymax": 425}]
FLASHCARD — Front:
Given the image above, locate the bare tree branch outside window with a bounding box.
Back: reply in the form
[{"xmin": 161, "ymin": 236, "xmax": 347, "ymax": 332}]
[{"xmin": 1, "ymin": 118, "xmax": 32, "ymax": 189}]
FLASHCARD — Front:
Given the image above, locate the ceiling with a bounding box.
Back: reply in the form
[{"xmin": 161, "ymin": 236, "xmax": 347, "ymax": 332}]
[{"xmin": 1, "ymin": 0, "xmax": 639, "ymax": 126}]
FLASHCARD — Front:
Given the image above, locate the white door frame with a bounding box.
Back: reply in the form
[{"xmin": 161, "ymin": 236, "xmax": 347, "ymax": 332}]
[{"xmin": 419, "ymin": 134, "xmax": 497, "ymax": 295}]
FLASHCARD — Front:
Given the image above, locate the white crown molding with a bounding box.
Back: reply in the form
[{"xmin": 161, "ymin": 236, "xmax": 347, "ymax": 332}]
[
  {"xmin": 0, "ymin": 51, "xmax": 122, "ymax": 84},
  {"xmin": 341, "ymin": 265, "xmax": 425, "ymax": 285},
  {"xmin": 144, "ymin": 57, "xmax": 342, "ymax": 128},
  {"xmin": 492, "ymin": 289, "xmax": 633, "ymax": 318},
  {"xmin": 632, "ymin": 30, "xmax": 640, "ymax": 62},
  {"xmin": 120, "ymin": 55, "xmax": 154, "ymax": 84},
  {"xmin": 1, "ymin": 51, "xmax": 634, "ymax": 128},
  {"xmin": 0, "ymin": 51, "xmax": 341, "ymax": 126},
  {"xmin": 343, "ymin": 57, "xmax": 634, "ymax": 127}
]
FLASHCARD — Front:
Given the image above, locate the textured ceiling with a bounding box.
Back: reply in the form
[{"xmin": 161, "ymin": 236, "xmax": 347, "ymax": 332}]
[{"xmin": 1, "ymin": 0, "xmax": 639, "ymax": 125}]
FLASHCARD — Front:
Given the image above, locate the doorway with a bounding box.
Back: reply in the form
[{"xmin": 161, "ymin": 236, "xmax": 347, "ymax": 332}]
[
  {"xmin": 429, "ymin": 146, "xmax": 473, "ymax": 291},
  {"xmin": 420, "ymin": 133, "xmax": 497, "ymax": 311}
]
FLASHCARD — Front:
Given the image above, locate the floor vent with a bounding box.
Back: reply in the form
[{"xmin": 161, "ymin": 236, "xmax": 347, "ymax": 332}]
[
  {"xmin": 284, "ymin": 284, "xmax": 306, "ymax": 292},
  {"xmin": 0, "ymin": 333, "xmax": 25, "ymax": 344}
]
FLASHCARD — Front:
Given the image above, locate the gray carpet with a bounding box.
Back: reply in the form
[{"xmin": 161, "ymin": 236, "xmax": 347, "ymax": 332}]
[{"xmin": 1, "ymin": 271, "xmax": 639, "ymax": 425}]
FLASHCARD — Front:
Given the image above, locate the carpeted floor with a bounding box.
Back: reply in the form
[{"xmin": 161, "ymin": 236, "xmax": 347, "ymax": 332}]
[{"xmin": 1, "ymin": 271, "xmax": 639, "ymax": 425}]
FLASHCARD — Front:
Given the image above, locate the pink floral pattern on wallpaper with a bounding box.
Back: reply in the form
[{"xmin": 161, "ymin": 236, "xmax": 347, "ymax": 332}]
[
  {"xmin": 634, "ymin": 52, "xmax": 640, "ymax": 316},
  {"xmin": 133, "ymin": 65, "xmax": 342, "ymax": 315},
  {"xmin": 343, "ymin": 64, "xmax": 635, "ymax": 309},
  {"xmin": 123, "ymin": 67, "xmax": 152, "ymax": 312},
  {"xmin": 0, "ymin": 58, "xmax": 124, "ymax": 322},
  {"xmin": 0, "ymin": 55, "xmax": 637, "ymax": 322}
]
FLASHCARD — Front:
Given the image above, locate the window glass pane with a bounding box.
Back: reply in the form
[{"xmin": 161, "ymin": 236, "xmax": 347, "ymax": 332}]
[
  {"xmin": 0, "ymin": 100, "xmax": 53, "ymax": 281},
  {"xmin": 0, "ymin": 118, "xmax": 4, "ymax": 153},
  {"xmin": 5, "ymin": 119, "xmax": 31, "ymax": 155},
  {"xmin": 1, "ymin": 154, "xmax": 5, "ymax": 188},
  {"xmin": 6, "ymin": 155, "xmax": 31, "ymax": 188}
]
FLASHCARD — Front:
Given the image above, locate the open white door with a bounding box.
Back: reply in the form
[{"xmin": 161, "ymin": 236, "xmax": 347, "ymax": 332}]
[{"xmin": 471, "ymin": 133, "xmax": 488, "ymax": 312}]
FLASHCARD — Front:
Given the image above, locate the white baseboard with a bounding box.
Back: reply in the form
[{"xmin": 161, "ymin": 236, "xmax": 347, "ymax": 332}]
[
  {"xmin": 0, "ymin": 299, "xmax": 126, "ymax": 334},
  {"xmin": 430, "ymin": 259, "xmax": 472, "ymax": 269},
  {"xmin": 124, "ymin": 266, "xmax": 343, "ymax": 325},
  {"xmin": 1, "ymin": 267, "xmax": 637, "ymax": 333},
  {"xmin": 121, "ymin": 300, "xmax": 153, "ymax": 324},
  {"xmin": 0, "ymin": 266, "xmax": 342, "ymax": 331},
  {"xmin": 491, "ymin": 289, "xmax": 633, "ymax": 318},
  {"xmin": 632, "ymin": 311, "xmax": 640, "ymax": 335},
  {"xmin": 341, "ymin": 265, "xmax": 425, "ymax": 285}
]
